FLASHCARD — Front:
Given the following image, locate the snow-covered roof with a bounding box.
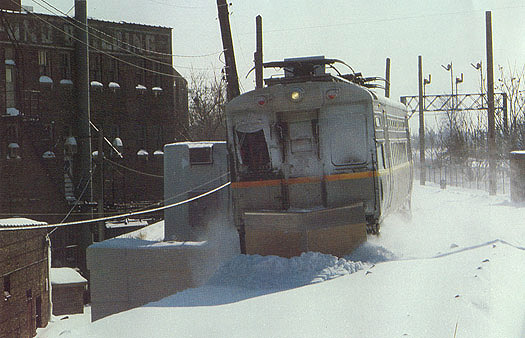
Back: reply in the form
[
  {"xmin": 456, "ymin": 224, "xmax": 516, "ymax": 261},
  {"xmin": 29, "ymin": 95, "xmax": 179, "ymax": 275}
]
[
  {"xmin": 167, "ymin": 141, "xmax": 225, "ymax": 149},
  {"xmin": 90, "ymin": 237, "xmax": 207, "ymax": 249},
  {"xmin": 0, "ymin": 218, "xmax": 47, "ymax": 227},
  {"xmin": 105, "ymin": 218, "xmax": 149, "ymax": 229},
  {"xmin": 50, "ymin": 268, "xmax": 87, "ymax": 285}
]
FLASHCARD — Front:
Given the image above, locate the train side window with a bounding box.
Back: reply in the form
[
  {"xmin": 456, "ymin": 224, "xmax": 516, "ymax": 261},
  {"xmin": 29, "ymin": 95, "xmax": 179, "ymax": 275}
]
[
  {"xmin": 376, "ymin": 143, "xmax": 385, "ymax": 169},
  {"xmin": 374, "ymin": 116, "xmax": 382, "ymax": 128},
  {"xmin": 236, "ymin": 130, "xmax": 270, "ymax": 171}
]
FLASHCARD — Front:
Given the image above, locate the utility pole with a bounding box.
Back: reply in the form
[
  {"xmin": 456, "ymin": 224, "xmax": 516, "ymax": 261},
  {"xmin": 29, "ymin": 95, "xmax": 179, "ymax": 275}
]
[
  {"xmin": 74, "ymin": 0, "xmax": 93, "ymax": 273},
  {"xmin": 486, "ymin": 11, "xmax": 497, "ymax": 195},
  {"xmin": 97, "ymin": 126, "xmax": 104, "ymax": 242},
  {"xmin": 385, "ymin": 58, "xmax": 390, "ymax": 98},
  {"xmin": 254, "ymin": 15, "xmax": 263, "ymax": 89},
  {"xmin": 217, "ymin": 0, "xmax": 240, "ymax": 101},
  {"xmin": 418, "ymin": 55, "xmax": 426, "ymax": 185}
]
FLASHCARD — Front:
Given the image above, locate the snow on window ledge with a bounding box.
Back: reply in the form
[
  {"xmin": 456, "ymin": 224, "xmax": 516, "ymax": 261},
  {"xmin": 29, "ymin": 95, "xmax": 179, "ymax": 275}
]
[
  {"xmin": 39, "ymin": 75, "xmax": 53, "ymax": 84},
  {"xmin": 90, "ymin": 81, "xmax": 103, "ymax": 88},
  {"xmin": 6, "ymin": 108, "xmax": 20, "ymax": 116},
  {"xmin": 109, "ymin": 82, "xmax": 121, "ymax": 89}
]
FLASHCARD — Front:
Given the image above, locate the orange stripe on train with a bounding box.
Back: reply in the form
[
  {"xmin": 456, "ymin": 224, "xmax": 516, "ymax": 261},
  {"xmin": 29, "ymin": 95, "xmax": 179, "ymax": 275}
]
[{"xmin": 231, "ymin": 171, "xmax": 379, "ymax": 188}]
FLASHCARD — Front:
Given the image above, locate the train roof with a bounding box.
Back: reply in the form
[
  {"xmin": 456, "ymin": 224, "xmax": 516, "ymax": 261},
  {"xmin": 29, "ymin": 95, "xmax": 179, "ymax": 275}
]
[
  {"xmin": 263, "ymin": 56, "xmax": 386, "ymax": 89},
  {"xmin": 258, "ymin": 56, "xmax": 407, "ymax": 113}
]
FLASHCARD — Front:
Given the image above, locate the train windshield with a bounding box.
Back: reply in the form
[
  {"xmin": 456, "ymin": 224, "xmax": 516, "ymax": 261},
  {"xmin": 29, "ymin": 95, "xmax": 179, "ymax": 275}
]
[
  {"xmin": 323, "ymin": 108, "xmax": 367, "ymax": 165},
  {"xmin": 235, "ymin": 129, "xmax": 271, "ymax": 171}
]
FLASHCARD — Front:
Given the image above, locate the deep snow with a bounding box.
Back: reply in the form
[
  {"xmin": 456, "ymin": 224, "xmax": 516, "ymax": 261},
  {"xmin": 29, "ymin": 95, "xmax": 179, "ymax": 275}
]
[{"xmin": 37, "ymin": 183, "xmax": 525, "ymax": 338}]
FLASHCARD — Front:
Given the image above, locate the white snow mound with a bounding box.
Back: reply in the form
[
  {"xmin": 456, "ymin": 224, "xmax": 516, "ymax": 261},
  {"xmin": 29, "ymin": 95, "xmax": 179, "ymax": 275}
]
[{"xmin": 207, "ymin": 252, "xmax": 365, "ymax": 290}]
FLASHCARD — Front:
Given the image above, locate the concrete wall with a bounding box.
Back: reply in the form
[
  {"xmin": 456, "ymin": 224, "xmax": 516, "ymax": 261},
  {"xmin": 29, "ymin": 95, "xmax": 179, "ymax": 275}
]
[
  {"xmin": 163, "ymin": 142, "xmax": 231, "ymax": 241},
  {"xmin": 88, "ymin": 141, "xmax": 239, "ymax": 321},
  {"xmin": 510, "ymin": 151, "xmax": 525, "ymax": 202},
  {"xmin": 87, "ymin": 238, "xmax": 237, "ymax": 321}
]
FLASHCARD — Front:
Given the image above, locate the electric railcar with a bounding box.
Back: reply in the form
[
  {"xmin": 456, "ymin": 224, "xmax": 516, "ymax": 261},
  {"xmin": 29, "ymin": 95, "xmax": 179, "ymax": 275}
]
[{"xmin": 226, "ymin": 57, "xmax": 412, "ymax": 257}]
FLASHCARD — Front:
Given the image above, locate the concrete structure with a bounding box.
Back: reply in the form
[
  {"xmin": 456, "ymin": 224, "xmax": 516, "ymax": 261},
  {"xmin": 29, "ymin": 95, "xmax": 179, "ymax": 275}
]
[
  {"xmin": 0, "ymin": 218, "xmax": 51, "ymax": 338},
  {"xmin": 0, "ymin": 5, "xmax": 188, "ymax": 267},
  {"xmin": 163, "ymin": 141, "xmax": 231, "ymax": 241},
  {"xmin": 87, "ymin": 236, "xmax": 238, "ymax": 321},
  {"xmin": 50, "ymin": 267, "xmax": 87, "ymax": 316},
  {"xmin": 510, "ymin": 150, "xmax": 525, "ymax": 202},
  {"xmin": 88, "ymin": 142, "xmax": 238, "ymax": 321}
]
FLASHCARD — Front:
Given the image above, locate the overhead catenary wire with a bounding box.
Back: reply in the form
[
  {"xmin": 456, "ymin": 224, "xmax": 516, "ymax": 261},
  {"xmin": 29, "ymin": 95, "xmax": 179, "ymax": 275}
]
[{"xmin": 0, "ymin": 181, "xmax": 231, "ymax": 231}]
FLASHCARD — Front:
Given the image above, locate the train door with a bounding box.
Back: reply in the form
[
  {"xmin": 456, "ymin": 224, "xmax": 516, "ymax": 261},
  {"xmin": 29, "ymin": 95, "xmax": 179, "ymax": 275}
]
[{"xmin": 279, "ymin": 110, "xmax": 323, "ymax": 209}]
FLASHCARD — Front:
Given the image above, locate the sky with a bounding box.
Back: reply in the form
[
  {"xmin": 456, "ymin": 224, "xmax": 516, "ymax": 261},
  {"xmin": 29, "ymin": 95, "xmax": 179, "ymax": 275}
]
[{"xmin": 25, "ymin": 0, "xmax": 525, "ymax": 96}]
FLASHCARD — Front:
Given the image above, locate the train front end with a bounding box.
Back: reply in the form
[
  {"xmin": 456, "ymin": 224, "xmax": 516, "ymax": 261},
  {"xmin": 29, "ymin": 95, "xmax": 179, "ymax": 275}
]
[{"xmin": 226, "ymin": 60, "xmax": 379, "ymax": 257}]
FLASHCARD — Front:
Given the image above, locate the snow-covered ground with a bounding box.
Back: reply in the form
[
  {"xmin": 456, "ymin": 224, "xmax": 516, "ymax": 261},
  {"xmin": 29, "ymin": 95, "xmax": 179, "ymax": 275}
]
[{"xmin": 37, "ymin": 183, "xmax": 525, "ymax": 338}]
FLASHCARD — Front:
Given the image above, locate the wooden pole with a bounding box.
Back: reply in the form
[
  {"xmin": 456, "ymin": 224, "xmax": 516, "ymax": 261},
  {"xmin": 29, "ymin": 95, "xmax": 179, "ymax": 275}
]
[
  {"xmin": 254, "ymin": 15, "xmax": 263, "ymax": 89},
  {"xmin": 385, "ymin": 58, "xmax": 390, "ymax": 98},
  {"xmin": 74, "ymin": 0, "xmax": 93, "ymax": 273},
  {"xmin": 418, "ymin": 55, "xmax": 426, "ymax": 185},
  {"xmin": 217, "ymin": 0, "xmax": 240, "ymax": 101},
  {"xmin": 486, "ymin": 11, "xmax": 497, "ymax": 195}
]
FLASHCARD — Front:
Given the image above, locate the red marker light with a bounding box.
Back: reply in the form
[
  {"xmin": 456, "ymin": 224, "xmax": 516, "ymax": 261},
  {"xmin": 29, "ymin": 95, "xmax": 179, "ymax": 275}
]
[
  {"xmin": 256, "ymin": 96, "xmax": 266, "ymax": 106},
  {"xmin": 326, "ymin": 89, "xmax": 338, "ymax": 100}
]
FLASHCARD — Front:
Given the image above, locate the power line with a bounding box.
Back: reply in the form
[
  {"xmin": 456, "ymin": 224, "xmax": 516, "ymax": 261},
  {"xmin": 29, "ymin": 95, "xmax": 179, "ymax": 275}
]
[
  {"xmin": 5, "ymin": 0, "xmax": 216, "ymax": 78},
  {"xmin": 104, "ymin": 158, "xmax": 164, "ymax": 178},
  {"xmin": 31, "ymin": 0, "xmax": 222, "ymax": 61},
  {"xmin": 0, "ymin": 181, "xmax": 231, "ymax": 231},
  {"xmin": 10, "ymin": 7, "xmax": 185, "ymax": 80}
]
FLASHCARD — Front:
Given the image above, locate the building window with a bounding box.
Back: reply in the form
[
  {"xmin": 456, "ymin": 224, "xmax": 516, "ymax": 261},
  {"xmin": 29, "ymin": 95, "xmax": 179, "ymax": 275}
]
[
  {"xmin": 38, "ymin": 50, "xmax": 50, "ymax": 76},
  {"xmin": 5, "ymin": 66, "xmax": 15, "ymax": 108},
  {"xmin": 108, "ymin": 58, "xmax": 120, "ymax": 82},
  {"xmin": 189, "ymin": 146, "xmax": 213, "ymax": 165},
  {"xmin": 64, "ymin": 24, "xmax": 74, "ymax": 45},
  {"xmin": 61, "ymin": 53, "xmax": 71, "ymax": 80},
  {"xmin": 3, "ymin": 275, "xmax": 11, "ymax": 301},
  {"xmin": 89, "ymin": 54, "xmax": 102, "ymax": 81}
]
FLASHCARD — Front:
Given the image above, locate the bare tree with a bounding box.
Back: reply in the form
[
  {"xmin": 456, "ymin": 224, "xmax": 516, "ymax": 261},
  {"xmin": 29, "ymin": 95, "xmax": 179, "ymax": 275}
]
[
  {"xmin": 496, "ymin": 64, "xmax": 525, "ymax": 150},
  {"xmin": 185, "ymin": 71, "xmax": 227, "ymax": 141}
]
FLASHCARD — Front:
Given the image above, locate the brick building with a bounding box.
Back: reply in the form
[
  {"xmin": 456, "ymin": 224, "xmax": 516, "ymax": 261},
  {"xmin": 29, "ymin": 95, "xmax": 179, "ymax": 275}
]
[
  {"xmin": 0, "ymin": 219, "xmax": 51, "ymax": 338},
  {"xmin": 0, "ymin": 4, "xmax": 188, "ymax": 266}
]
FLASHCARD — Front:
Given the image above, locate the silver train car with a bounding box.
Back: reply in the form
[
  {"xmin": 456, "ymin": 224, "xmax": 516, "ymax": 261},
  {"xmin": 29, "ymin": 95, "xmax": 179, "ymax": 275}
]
[{"xmin": 226, "ymin": 57, "xmax": 412, "ymax": 257}]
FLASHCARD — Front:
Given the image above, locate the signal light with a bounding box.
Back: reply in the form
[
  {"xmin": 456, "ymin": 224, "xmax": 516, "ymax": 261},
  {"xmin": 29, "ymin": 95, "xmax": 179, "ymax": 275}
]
[
  {"xmin": 290, "ymin": 88, "xmax": 304, "ymax": 102},
  {"xmin": 256, "ymin": 96, "xmax": 266, "ymax": 106},
  {"xmin": 326, "ymin": 89, "xmax": 339, "ymax": 100}
]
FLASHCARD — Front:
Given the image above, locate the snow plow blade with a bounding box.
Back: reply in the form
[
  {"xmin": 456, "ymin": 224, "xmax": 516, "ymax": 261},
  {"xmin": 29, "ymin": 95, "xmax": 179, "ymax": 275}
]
[{"xmin": 243, "ymin": 202, "xmax": 367, "ymax": 258}]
